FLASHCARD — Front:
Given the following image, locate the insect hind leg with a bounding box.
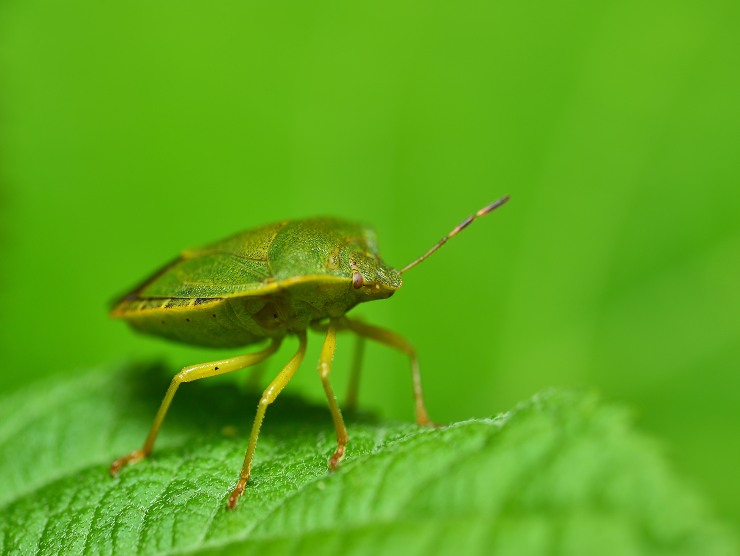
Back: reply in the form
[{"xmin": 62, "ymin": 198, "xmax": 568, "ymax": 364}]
[{"xmin": 110, "ymin": 338, "xmax": 281, "ymax": 476}]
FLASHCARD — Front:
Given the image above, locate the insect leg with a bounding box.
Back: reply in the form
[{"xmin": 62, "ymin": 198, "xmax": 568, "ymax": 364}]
[
  {"xmin": 228, "ymin": 330, "xmax": 308, "ymax": 510},
  {"xmin": 110, "ymin": 338, "xmax": 281, "ymax": 476},
  {"xmin": 344, "ymin": 334, "xmax": 366, "ymax": 412},
  {"xmin": 317, "ymin": 319, "xmax": 349, "ymax": 470},
  {"xmin": 340, "ymin": 317, "xmax": 433, "ymax": 427}
]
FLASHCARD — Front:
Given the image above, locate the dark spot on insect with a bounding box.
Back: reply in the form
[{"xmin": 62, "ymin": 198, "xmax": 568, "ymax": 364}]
[
  {"xmin": 254, "ymin": 302, "xmax": 282, "ymax": 330},
  {"xmin": 215, "ymin": 366, "xmax": 219, "ymax": 370},
  {"xmin": 186, "ymin": 318, "xmax": 190, "ymax": 322},
  {"xmin": 194, "ymin": 298, "xmax": 210, "ymax": 305},
  {"xmin": 352, "ymin": 272, "xmax": 364, "ymax": 289}
]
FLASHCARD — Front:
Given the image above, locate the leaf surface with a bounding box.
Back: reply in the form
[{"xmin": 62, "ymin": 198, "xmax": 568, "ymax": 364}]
[{"xmin": 0, "ymin": 364, "xmax": 734, "ymax": 555}]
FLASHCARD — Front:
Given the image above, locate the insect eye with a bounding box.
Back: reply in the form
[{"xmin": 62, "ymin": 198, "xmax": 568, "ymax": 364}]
[{"xmin": 352, "ymin": 272, "xmax": 364, "ymax": 289}]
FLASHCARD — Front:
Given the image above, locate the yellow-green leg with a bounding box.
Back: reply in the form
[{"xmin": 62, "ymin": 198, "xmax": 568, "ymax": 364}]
[
  {"xmin": 344, "ymin": 334, "xmax": 365, "ymax": 412},
  {"xmin": 341, "ymin": 317, "xmax": 433, "ymax": 426},
  {"xmin": 317, "ymin": 319, "xmax": 349, "ymax": 470},
  {"xmin": 228, "ymin": 331, "xmax": 308, "ymax": 509},
  {"xmin": 110, "ymin": 338, "xmax": 282, "ymax": 476}
]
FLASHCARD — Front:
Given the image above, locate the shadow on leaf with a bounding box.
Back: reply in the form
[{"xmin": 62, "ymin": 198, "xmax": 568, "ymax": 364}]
[{"xmin": 112, "ymin": 359, "xmax": 380, "ymax": 444}]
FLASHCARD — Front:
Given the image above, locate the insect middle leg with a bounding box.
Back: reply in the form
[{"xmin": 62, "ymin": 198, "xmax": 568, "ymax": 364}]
[
  {"xmin": 340, "ymin": 317, "xmax": 433, "ymax": 426},
  {"xmin": 344, "ymin": 334, "xmax": 366, "ymax": 412},
  {"xmin": 228, "ymin": 330, "xmax": 308, "ymax": 510},
  {"xmin": 110, "ymin": 338, "xmax": 282, "ymax": 476}
]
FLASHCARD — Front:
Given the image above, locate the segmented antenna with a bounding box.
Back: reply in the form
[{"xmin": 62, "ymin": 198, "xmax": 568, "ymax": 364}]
[{"xmin": 400, "ymin": 195, "xmax": 510, "ymax": 274}]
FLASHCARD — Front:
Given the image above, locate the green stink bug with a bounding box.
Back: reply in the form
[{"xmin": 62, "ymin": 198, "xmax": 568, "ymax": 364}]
[{"xmin": 110, "ymin": 196, "xmax": 510, "ymax": 509}]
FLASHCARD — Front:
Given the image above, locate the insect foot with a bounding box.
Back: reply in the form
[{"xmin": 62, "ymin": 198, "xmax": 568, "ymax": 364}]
[
  {"xmin": 328, "ymin": 443, "xmax": 346, "ymax": 471},
  {"xmin": 227, "ymin": 477, "xmax": 248, "ymax": 510},
  {"xmin": 109, "ymin": 449, "xmax": 146, "ymax": 477}
]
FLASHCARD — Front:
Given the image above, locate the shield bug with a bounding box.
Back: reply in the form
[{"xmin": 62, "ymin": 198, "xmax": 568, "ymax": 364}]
[{"xmin": 110, "ymin": 196, "xmax": 510, "ymax": 509}]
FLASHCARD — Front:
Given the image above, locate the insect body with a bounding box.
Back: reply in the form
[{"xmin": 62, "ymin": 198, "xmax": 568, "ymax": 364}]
[{"xmin": 110, "ymin": 196, "xmax": 509, "ymax": 509}]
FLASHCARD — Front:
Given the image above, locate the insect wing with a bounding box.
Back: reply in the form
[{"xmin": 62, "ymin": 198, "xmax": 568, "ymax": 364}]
[
  {"xmin": 126, "ymin": 222, "xmax": 287, "ymax": 301},
  {"xmin": 136, "ymin": 253, "xmax": 272, "ymax": 298}
]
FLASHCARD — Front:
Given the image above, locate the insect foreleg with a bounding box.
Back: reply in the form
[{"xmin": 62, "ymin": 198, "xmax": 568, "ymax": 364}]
[
  {"xmin": 340, "ymin": 317, "xmax": 433, "ymax": 427},
  {"xmin": 110, "ymin": 338, "xmax": 282, "ymax": 477},
  {"xmin": 317, "ymin": 319, "xmax": 349, "ymax": 470},
  {"xmin": 228, "ymin": 331, "xmax": 308, "ymax": 510}
]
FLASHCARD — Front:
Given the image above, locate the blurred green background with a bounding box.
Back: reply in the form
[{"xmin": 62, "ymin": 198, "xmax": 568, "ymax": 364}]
[{"xmin": 1, "ymin": 0, "xmax": 738, "ymax": 532}]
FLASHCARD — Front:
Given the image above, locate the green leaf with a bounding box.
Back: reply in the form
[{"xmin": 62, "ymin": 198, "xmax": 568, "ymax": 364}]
[{"xmin": 0, "ymin": 363, "xmax": 734, "ymax": 555}]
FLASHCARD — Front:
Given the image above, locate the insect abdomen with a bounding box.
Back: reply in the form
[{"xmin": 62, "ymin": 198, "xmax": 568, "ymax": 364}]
[{"xmin": 113, "ymin": 297, "xmax": 276, "ymax": 348}]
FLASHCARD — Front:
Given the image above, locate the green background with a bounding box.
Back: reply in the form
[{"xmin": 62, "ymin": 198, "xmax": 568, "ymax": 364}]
[{"xmin": 1, "ymin": 0, "xmax": 738, "ymax": 534}]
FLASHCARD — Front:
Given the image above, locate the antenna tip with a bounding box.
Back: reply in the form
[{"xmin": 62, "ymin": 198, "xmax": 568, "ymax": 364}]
[{"xmin": 477, "ymin": 195, "xmax": 510, "ymax": 216}]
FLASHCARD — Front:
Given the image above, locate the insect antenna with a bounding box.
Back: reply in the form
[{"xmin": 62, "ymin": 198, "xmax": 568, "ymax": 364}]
[{"xmin": 400, "ymin": 195, "xmax": 510, "ymax": 274}]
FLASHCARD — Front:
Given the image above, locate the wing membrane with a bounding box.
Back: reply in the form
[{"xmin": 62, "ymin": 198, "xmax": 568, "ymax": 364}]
[
  {"xmin": 128, "ymin": 221, "xmax": 287, "ymax": 300},
  {"xmin": 138, "ymin": 253, "xmax": 272, "ymax": 298}
]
